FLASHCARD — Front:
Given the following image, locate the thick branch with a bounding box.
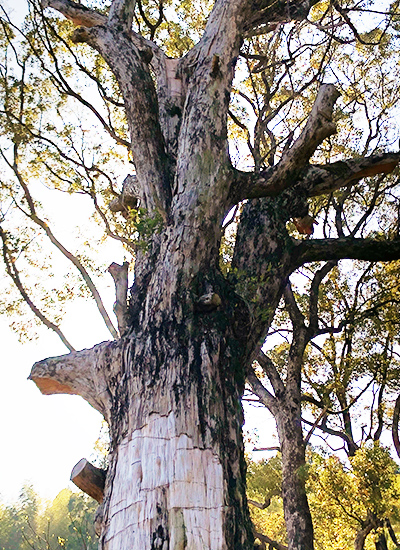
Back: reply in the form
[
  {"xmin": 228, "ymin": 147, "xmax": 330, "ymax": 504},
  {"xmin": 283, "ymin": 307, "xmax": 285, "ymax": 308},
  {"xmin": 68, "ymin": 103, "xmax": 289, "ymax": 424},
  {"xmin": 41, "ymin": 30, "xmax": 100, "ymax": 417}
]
[
  {"xmin": 303, "ymin": 152, "xmax": 400, "ymax": 197},
  {"xmin": 244, "ymin": 0, "xmax": 320, "ymax": 35},
  {"xmin": 29, "ymin": 342, "xmax": 121, "ymax": 419},
  {"xmin": 295, "ymin": 237, "xmax": 400, "ymax": 267},
  {"xmin": 41, "ymin": 0, "xmax": 107, "ymax": 27},
  {"xmin": 246, "ymin": 369, "xmax": 278, "ymax": 415},
  {"xmin": 71, "ymin": 25, "xmax": 171, "ymax": 217},
  {"xmin": 234, "ymin": 150, "xmax": 400, "ymax": 204},
  {"xmin": 232, "ymin": 84, "xmax": 340, "ymax": 202},
  {"xmin": 108, "ymin": 0, "xmax": 136, "ymax": 31}
]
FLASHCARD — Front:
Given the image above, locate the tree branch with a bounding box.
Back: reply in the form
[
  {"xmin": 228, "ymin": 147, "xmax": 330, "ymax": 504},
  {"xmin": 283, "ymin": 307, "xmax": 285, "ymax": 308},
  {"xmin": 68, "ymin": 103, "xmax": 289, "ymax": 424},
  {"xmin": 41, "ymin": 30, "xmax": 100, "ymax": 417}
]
[
  {"xmin": 392, "ymin": 394, "xmax": 400, "ymax": 460},
  {"xmin": 308, "ymin": 261, "xmax": 336, "ymax": 336},
  {"xmin": 246, "ymin": 368, "xmax": 278, "ymax": 415},
  {"xmin": 0, "ymin": 226, "xmax": 75, "ymax": 352},
  {"xmin": 29, "ymin": 342, "xmax": 121, "ymax": 419},
  {"xmin": 234, "ymin": 151, "xmax": 400, "ymax": 204},
  {"xmin": 70, "ymin": 25, "xmax": 171, "ymax": 217},
  {"xmin": 41, "ymin": 0, "xmax": 172, "ymax": 217},
  {"xmin": 294, "ymin": 237, "xmax": 400, "ymax": 267},
  {"xmin": 41, "ymin": 0, "xmax": 107, "ymax": 27},
  {"xmin": 108, "ymin": 0, "xmax": 136, "ymax": 31},
  {"xmin": 231, "ymin": 84, "xmax": 340, "ymax": 202},
  {"xmin": 302, "ymin": 416, "xmax": 356, "ymax": 450},
  {"xmin": 303, "ymin": 152, "xmax": 400, "ymax": 198},
  {"xmin": 256, "ymin": 350, "xmax": 285, "ymax": 398},
  {"xmin": 248, "ymin": 497, "xmax": 271, "ymax": 510},
  {"xmin": 284, "ymin": 282, "xmax": 306, "ymax": 328},
  {"xmin": 244, "ymin": 0, "xmax": 320, "ymax": 36},
  {"xmin": 5, "ymin": 156, "xmax": 119, "ymax": 339},
  {"xmin": 254, "ymin": 530, "xmax": 288, "ymax": 550}
]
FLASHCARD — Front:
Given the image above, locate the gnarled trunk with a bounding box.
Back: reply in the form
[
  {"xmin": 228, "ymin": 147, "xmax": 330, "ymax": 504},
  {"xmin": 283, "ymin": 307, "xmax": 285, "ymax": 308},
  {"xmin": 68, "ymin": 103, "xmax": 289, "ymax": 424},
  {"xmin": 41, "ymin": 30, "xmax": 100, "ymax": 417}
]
[{"xmin": 31, "ymin": 246, "xmax": 254, "ymax": 548}]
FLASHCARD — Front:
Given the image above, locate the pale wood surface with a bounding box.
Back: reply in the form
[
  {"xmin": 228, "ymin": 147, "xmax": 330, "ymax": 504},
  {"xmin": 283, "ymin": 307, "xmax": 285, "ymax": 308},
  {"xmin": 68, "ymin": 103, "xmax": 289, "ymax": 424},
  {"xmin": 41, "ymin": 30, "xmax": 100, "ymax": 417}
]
[{"xmin": 104, "ymin": 412, "xmax": 225, "ymax": 549}]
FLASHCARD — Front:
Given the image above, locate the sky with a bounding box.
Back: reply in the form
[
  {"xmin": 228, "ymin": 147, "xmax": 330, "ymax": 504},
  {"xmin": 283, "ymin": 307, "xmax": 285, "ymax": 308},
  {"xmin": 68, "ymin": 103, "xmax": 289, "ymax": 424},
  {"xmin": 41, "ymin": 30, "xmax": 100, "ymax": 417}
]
[{"xmin": 0, "ymin": 311, "xmax": 105, "ymax": 504}]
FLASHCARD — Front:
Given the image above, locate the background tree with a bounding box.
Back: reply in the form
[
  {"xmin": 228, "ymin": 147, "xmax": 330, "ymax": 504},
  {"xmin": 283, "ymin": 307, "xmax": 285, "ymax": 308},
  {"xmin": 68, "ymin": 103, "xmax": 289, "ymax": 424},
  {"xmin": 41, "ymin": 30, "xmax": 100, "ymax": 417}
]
[
  {"xmin": 0, "ymin": 485, "xmax": 98, "ymax": 550},
  {"xmin": 247, "ymin": 198, "xmax": 400, "ymax": 548}
]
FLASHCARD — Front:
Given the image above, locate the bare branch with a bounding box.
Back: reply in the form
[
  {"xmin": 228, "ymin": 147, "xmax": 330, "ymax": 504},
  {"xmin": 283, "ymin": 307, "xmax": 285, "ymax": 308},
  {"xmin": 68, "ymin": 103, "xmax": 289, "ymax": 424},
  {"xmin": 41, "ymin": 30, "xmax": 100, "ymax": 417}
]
[
  {"xmin": 304, "ymin": 406, "xmax": 328, "ymax": 447},
  {"xmin": 231, "ymin": 84, "xmax": 339, "ymax": 202},
  {"xmin": 41, "ymin": 0, "xmax": 107, "ymax": 27},
  {"xmin": 0, "ymin": 226, "xmax": 75, "ymax": 352},
  {"xmin": 4, "ymin": 153, "xmax": 119, "ymax": 339},
  {"xmin": 294, "ymin": 237, "xmax": 400, "ymax": 267}
]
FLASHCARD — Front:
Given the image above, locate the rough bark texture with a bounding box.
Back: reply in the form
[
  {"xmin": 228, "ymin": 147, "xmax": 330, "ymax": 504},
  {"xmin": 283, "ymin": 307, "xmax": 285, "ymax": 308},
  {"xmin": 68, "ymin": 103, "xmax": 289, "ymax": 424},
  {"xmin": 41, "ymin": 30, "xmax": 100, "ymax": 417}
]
[{"xmin": 29, "ymin": 0, "xmax": 400, "ymax": 549}]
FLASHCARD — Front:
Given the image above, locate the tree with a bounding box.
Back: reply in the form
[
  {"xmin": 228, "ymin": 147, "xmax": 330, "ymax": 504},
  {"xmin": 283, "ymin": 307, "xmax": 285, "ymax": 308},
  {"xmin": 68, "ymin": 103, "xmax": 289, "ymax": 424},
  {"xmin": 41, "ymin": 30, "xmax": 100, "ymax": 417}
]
[
  {"xmin": 0, "ymin": 485, "xmax": 98, "ymax": 549},
  {"xmin": 247, "ymin": 223, "xmax": 400, "ymax": 547},
  {"xmin": 2, "ymin": 0, "xmax": 400, "ymax": 549}
]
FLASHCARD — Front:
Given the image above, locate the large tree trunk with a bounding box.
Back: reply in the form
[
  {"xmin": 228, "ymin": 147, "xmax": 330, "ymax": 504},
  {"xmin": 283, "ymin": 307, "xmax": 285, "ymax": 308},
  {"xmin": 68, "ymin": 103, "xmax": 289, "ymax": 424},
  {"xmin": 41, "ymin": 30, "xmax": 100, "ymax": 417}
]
[
  {"xmin": 31, "ymin": 247, "xmax": 255, "ymax": 548},
  {"xmin": 99, "ymin": 271, "xmax": 254, "ymax": 549}
]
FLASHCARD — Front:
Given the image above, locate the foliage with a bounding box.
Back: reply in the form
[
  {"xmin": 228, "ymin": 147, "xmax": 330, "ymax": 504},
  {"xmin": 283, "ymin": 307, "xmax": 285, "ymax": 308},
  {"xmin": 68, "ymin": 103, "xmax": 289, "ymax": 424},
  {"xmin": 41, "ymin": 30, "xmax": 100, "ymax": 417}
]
[
  {"xmin": 247, "ymin": 444, "xmax": 400, "ymax": 550},
  {"xmin": 0, "ymin": 484, "xmax": 98, "ymax": 550}
]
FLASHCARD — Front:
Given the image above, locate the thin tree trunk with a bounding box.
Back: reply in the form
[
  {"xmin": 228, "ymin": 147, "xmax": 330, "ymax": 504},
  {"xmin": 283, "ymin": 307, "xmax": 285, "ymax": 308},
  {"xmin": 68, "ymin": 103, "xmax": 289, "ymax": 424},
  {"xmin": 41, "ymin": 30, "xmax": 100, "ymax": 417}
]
[{"xmin": 275, "ymin": 404, "xmax": 314, "ymax": 550}]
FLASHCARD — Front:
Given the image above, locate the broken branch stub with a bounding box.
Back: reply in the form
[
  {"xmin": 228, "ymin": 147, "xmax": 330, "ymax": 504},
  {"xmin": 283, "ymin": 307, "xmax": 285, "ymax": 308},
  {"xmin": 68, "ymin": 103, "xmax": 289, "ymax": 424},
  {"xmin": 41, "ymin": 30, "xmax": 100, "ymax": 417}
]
[
  {"xmin": 71, "ymin": 458, "xmax": 106, "ymax": 503},
  {"xmin": 108, "ymin": 261, "xmax": 129, "ymax": 336}
]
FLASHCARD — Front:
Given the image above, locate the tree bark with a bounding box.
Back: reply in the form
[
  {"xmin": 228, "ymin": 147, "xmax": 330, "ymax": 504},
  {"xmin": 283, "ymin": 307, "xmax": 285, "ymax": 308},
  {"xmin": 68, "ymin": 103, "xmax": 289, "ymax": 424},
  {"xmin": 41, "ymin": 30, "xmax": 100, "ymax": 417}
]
[
  {"xmin": 276, "ymin": 405, "xmax": 314, "ymax": 550},
  {"xmin": 31, "ymin": 262, "xmax": 255, "ymax": 549}
]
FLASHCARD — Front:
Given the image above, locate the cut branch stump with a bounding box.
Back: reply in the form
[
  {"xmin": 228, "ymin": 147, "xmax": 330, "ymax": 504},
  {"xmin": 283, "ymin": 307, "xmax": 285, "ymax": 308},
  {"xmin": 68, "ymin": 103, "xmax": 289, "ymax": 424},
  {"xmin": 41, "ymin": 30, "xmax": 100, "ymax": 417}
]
[{"xmin": 70, "ymin": 458, "xmax": 106, "ymax": 503}]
